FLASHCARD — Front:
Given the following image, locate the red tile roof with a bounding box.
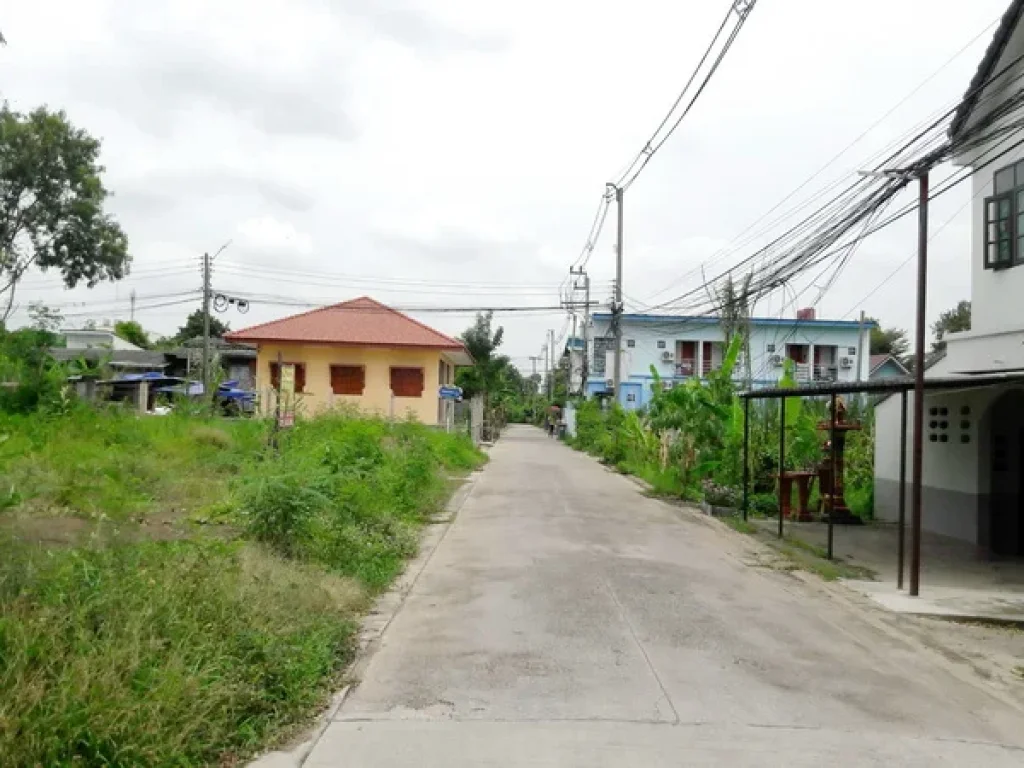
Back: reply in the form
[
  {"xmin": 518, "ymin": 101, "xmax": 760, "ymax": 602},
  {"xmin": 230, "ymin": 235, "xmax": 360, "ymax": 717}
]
[{"xmin": 226, "ymin": 296, "xmax": 466, "ymax": 350}]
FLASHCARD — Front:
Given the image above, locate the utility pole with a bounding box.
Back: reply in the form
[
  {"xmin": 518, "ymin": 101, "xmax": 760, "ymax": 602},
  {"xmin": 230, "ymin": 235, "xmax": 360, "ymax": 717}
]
[
  {"xmin": 610, "ymin": 183, "xmax": 624, "ymax": 400},
  {"xmin": 909, "ymin": 170, "xmax": 929, "ymax": 598},
  {"xmin": 548, "ymin": 329, "xmax": 555, "ymax": 399},
  {"xmin": 855, "ymin": 309, "xmax": 866, "ymax": 382},
  {"xmin": 202, "ymin": 251, "xmax": 212, "ymax": 399},
  {"xmin": 569, "ymin": 266, "xmax": 591, "ymax": 397},
  {"xmin": 130, "ymin": 289, "xmax": 137, "ymax": 322}
]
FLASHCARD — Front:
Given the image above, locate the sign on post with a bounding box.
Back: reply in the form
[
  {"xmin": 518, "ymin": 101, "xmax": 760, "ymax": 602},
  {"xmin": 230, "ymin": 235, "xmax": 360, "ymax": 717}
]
[
  {"xmin": 439, "ymin": 385, "xmax": 463, "ymax": 400},
  {"xmin": 280, "ymin": 364, "xmax": 296, "ymax": 394}
]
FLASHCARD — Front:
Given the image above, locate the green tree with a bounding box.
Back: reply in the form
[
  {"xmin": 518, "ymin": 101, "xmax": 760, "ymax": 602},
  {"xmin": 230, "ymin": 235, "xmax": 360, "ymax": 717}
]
[
  {"xmin": 867, "ymin": 317, "xmax": 909, "ymax": 359},
  {"xmin": 455, "ymin": 311, "xmax": 510, "ymax": 399},
  {"xmin": 173, "ymin": 309, "xmax": 230, "ymax": 344},
  {"xmin": 0, "ymin": 105, "xmax": 130, "ymax": 322},
  {"xmin": 932, "ymin": 300, "xmax": 971, "ymax": 353},
  {"xmin": 114, "ymin": 320, "xmax": 152, "ymax": 349}
]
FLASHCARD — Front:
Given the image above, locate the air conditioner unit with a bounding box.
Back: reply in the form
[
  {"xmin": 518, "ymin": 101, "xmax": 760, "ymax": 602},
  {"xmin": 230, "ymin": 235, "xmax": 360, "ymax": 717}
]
[
  {"xmin": 769, "ymin": 354, "xmax": 783, "ymax": 367},
  {"xmin": 605, "ymin": 378, "xmax": 615, "ymax": 390},
  {"xmin": 840, "ymin": 356, "xmax": 853, "ymax": 369},
  {"xmin": 661, "ymin": 350, "xmax": 675, "ymax": 362}
]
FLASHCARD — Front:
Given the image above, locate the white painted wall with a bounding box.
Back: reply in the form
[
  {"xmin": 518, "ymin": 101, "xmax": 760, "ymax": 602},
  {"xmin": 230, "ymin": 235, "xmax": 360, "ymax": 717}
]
[
  {"xmin": 63, "ymin": 329, "xmax": 142, "ymax": 351},
  {"xmin": 956, "ymin": 20, "xmax": 1024, "ymax": 336}
]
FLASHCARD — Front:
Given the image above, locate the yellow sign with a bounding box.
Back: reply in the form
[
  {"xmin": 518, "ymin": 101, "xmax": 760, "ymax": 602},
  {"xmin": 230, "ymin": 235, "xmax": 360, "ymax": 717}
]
[{"xmin": 280, "ymin": 364, "xmax": 295, "ymax": 394}]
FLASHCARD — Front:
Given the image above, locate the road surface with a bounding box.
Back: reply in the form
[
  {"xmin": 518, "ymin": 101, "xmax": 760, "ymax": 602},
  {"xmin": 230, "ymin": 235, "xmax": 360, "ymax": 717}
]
[{"xmin": 305, "ymin": 425, "xmax": 1024, "ymax": 766}]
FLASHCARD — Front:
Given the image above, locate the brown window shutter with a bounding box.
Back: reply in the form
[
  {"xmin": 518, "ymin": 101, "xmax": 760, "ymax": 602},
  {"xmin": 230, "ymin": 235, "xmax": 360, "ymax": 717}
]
[
  {"xmin": 295, "ymin": 364, "xmax": 306, "ymax": 393},
  {"xmin": 330, "ymin": 365, "xmax": 365, "ymax": 395},
  {"xmin": 390, "ymin": 367, "xmax": 424, "ymax": 397},
  {"xmin": 269, "ymin": 362, "xmax": 280, "ymax": 389}
]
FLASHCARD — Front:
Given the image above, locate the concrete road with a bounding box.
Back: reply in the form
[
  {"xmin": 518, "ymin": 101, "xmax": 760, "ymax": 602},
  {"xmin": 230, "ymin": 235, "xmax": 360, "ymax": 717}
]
[{"xmin": 305, "ymin": 426, "xmax": 1024, "ymax": 766}]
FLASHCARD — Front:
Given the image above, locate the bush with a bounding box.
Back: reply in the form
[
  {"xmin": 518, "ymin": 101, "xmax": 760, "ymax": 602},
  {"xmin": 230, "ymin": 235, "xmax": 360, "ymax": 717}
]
[
  {"xmin": 702, "ymin": 479, "xmax": 740, "ymax": 508},
  {"xmin": 0, "ymin": 538, "xmax": 361, "ymax": 766},
  {"xmin": 238, "ymin": 414, "xmax": 483, "ymax": 589},
  {"xmin": 748, "ymin": 492, "xmax": 779, "ymax": 517}
]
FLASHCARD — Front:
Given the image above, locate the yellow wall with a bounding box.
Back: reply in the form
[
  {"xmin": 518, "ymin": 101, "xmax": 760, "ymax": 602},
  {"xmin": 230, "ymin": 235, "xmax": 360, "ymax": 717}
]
[{"xmin": 255, "ymin": 343, "xmax": 455, "ymax": 425}]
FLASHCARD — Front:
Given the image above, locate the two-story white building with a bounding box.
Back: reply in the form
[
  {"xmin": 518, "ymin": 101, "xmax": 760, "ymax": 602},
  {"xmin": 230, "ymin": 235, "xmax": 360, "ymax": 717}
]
[
  {"xmin": 585, "ymin": 309, "xmax": 870, "ymax": 409},
  {"xmin": 874, "ymin": 0, "xmax": 1024, "ymax": 557}
]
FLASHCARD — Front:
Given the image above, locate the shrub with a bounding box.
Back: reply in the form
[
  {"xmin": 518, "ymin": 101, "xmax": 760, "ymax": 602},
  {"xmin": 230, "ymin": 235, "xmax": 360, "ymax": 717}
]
[
  {"xmin": 748, "ymin": 492, "xmax": 779, "ymax": 517},
  {"xmin": 701, "ymin": 479, "xmax": 740, "ymax": 508}
]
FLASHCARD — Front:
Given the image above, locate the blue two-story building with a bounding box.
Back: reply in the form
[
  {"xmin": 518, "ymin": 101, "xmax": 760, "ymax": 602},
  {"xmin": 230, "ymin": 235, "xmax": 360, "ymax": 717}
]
[{"xmin": 584, "ymin": 309, "xmax": 872, "ymax": 410}]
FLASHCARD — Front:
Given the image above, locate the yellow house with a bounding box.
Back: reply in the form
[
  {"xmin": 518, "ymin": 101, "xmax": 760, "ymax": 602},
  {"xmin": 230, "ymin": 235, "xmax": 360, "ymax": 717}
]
[{"xmin": 226, "ymin": 297, "xmax": 472, "ymax": 425}]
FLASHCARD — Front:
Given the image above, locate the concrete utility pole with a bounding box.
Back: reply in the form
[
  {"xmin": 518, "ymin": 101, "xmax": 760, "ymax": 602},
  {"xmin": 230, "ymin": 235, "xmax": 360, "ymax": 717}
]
[
  {"xmin": 569, "ymin": 266, "xmax": 591, "ymax": 397},
  {"xmin": 548, "ymin": 329, "xmax": 555, "ymax": 399},
  {"xmin": 909, "ymin": 171, "xmax": 929, "ymax": 598},
  {"xmin": 855, "ymin": 309, "xmax": 866, "ymax": 382},
  {"xmin": 202, "ymin": 251, "xmax": 211, "ymax": 398},
  {"xmin": 610, "ymin": 183, "xmax": 624, "ymax": 399},
  {"xmin": 130, "ymin": 289, "xmax": 137, "ymax": 322}
]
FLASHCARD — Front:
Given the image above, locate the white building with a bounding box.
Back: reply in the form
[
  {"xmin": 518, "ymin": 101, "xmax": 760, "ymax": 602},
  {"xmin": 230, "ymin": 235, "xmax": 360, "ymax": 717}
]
[
  {"xmin": 874, "ymin": 1, "xmax": 1024, "ymax": 556},
  {"xmin": 586, "ymin": 309, "xmax": 870, "ymax": 410},
  {"xmin": 62, "ymin": 328, "xmax": 142, "ymax": 351}
]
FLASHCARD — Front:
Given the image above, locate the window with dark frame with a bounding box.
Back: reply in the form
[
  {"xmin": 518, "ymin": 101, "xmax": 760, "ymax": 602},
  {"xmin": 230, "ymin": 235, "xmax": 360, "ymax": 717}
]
[
  {"xmin": 269, "ymin": 362, "xmax": 306, "ymax": 393},
  {"xmin": 657, "ymin": 340, "xmax": 666, "ymax": 349},
  {"xmin": 390, "ymin": 366, "xmax": 424, "ymax": 397},
  {"xmin": 627, "ymin": 339, "xmax": 636, "ymax": 348},
  {"xmin": 330, "ymin": 365, "xmax": 365, "ymax": 396},
  {"xmin": 983, "ymin": 160, "xmax": 1024, "ymax": 269}
]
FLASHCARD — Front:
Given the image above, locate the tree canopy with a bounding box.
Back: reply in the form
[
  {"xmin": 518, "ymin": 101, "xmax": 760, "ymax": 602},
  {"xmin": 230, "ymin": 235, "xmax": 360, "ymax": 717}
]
[
  {"xmin": 1, "ymin": 105, "xmax": 130, "ymax": 321},
  {"xmin": 868, "ymin": 317, "xmax": 909, "ymax": 359},
  {"xmin": 114, "ymin": 320, "xmax": 152, "ymax": 349},
  {"xmin": 173, "ymin": 309, "xmax": 230, "ymax": 345},
  {"xmin": 456, "ymin": 311, "xmax": 510, "ymax": 400},
  {"xmin": 932, "ymin": 300, "xmax": 970, "ymax": 352}
]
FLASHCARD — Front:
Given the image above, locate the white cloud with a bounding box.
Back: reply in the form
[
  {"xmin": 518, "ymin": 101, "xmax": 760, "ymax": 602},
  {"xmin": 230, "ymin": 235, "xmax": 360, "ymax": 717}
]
[{"xmin": 0, "ymin": 0, "xmax": 1008, "ymax": 360}]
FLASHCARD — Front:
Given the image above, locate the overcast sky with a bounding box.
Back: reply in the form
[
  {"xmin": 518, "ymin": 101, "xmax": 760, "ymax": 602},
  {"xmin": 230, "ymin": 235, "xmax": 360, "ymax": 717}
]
[{"xmin": 1, "ymin": 0, "xmax": 1010, "ymax": 369}]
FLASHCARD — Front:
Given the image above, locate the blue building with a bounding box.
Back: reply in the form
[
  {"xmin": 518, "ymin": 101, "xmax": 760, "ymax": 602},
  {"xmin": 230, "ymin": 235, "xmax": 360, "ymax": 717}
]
[{"xmin": 584, "ymin": 310, "xmax": 872, "ymax": 410}]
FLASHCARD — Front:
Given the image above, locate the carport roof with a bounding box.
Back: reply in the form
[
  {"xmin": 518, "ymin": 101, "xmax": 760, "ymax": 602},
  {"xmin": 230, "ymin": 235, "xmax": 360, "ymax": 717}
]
[{"xmin": 739, "ymin": 372, "xmax": 1024, "ymax": 399}]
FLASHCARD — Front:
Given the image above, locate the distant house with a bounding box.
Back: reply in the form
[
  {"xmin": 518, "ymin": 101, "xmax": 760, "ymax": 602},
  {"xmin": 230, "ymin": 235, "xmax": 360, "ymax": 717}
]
[
  {"xmin": 874, "ymin": 0, "xmax": 1024, "ymax": 556},
  {"xmin": 164, "ymin": 338, "xmax": 258, "ymax": 390},
  {"xmin": 226, "ymin": 297, "xmax": 472, "ymax": 424},
  {"xmin": 585, "ymin": 308, "xmax": 871, "ymax": 410},
  {"xmin": 869, "ymin": 354, "xmax": 910, "ymax": 380},
  {"xmin": 62, "ymin": 327, "xmax": 141, "ymax": 351}
]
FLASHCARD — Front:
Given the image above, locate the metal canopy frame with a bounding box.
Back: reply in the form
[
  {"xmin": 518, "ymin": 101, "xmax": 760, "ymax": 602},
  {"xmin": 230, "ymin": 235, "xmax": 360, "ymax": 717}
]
[{"xmin": 737, "ymin": 372, "xmax": 1024, "ymax": 595}]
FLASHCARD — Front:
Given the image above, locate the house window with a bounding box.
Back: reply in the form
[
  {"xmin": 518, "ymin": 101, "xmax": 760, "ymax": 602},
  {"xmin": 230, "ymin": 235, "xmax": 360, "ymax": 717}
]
[
  {"xmin": 766, "ymin": 343, "xmax": 776, "ymax": 353},
  {"xmin": 847, "ymin": 347, "xmax": 856, "ymax": 355},
  {"xmin": 390, "ymin": 367, "xmax": 424, "ymax": 397},
  {"xmin": 984, "ymin": 160, "xmax": 1024, "ymax": 269},
  {"xmin": 269, "ymin": 362, "xmax": 306, "ymax": 393},
  {"xmin": 330, "ymin": 365, "xmax": 365, "ymax": 395},
  {"xmin": 627, "ymin": 339, "xmax": 635, "ymax": 348},
  {"xmin": 592, "ymin": 337, "xmax": 613, "ymax": 374},
  {"xmin": 657, "ymin": 340, "xmax": 666, "ymax": 349}
]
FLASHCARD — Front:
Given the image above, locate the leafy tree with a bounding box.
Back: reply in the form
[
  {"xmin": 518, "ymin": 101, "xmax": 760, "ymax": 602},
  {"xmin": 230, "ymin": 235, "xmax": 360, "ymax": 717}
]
[
  {"xmin": 113, "ymin": 320, "xmax": 152, "ymax": 349},
  {"xmin": 174, "ymin": 309, "xmax": 230, "ymax": 344},
  {"xmin": 867, "ymin": 317, "xmax": 909, "ymax": 359},
  {"xmin": 455, "ymin": 311, "xmax": 511, "ymax": 399},
  {"xmin": 932, "ymin": 300, "xmax": 971, "ymax": 353},
  {"xmin": 0, "ymin": 105, "xmax": 130, "ymax": 322},
  {"xmin": 27, "ymin": 301, "xmax": 63, "ymax": 334}
]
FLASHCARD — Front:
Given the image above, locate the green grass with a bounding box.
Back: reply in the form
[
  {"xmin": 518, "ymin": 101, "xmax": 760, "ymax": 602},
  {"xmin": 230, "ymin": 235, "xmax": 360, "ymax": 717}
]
[
  {"xmin": 723, "ymin": 516, "xmax": 758, "ymax": 535},
  {"xmin": 0, "ymin": 407, "xmax": 267, "ymax": 522},
  {"xmin": 0, "ymin": 538, "xmax": 361, "ymax": 766},
  {"xmin": 0, "ymin": 408, "xmax": 485, "ymax": 765}
]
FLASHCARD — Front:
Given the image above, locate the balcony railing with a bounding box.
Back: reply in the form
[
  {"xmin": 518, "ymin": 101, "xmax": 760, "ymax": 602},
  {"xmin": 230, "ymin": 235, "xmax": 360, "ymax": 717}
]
[
  {"xmin": 813, "ymin": 365, "xmax": 838, "ymax": 382},
  {"xmin": 676, "ymin": 360, "xmax": 696, "ymax": 377}
]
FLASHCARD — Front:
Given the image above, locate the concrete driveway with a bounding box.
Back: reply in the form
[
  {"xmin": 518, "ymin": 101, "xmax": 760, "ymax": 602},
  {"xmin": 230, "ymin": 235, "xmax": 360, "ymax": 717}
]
[{"xmin": 305, "ymin": 425, "xmax": 1024, "ymax": 766}]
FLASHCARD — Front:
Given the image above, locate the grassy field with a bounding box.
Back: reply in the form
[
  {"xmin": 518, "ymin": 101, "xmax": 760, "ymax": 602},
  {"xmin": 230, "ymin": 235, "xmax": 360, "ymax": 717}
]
[{"xmin": 0, "ymin": 407, "xmax": 483, "ymax": 766}]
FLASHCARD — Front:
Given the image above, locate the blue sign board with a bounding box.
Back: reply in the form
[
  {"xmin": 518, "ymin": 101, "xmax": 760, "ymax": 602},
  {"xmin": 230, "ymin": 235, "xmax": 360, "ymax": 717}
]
[{"xmin": 439, "ymin": 385, "xmax": 463, "ymax": 400}]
